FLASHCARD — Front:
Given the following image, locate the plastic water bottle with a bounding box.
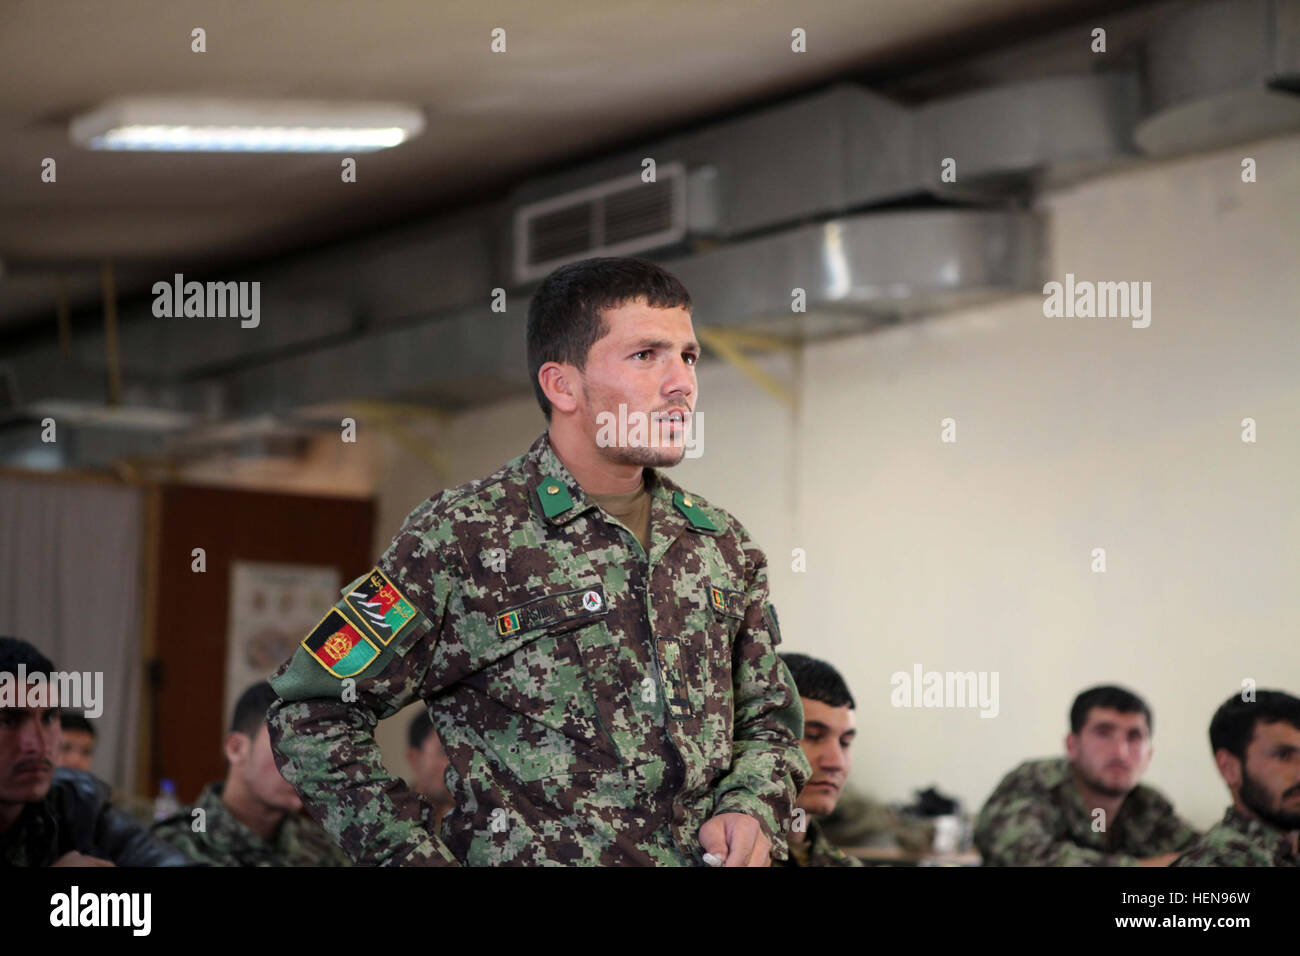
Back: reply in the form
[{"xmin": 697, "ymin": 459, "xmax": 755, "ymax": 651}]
[{"xmin": 153, "ymin": 779, "xmax": 179, "ymax": 820}]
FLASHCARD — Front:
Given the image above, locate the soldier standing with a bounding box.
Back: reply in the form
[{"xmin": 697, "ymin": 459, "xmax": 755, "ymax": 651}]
[{"xmin": 267, "ymin": 257, "xmax": 810, "ymax": 866}]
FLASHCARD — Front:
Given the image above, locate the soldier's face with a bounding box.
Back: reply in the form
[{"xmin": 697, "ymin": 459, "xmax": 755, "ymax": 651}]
[
  {"xmin": 1232, "ymin": 720, "xmax": 1300, "ymax": 831},
  {"xmin": 237, "ymin": 725, "xmax": 303, "ymax": 814},
  {"xmin": 0, "ymin": 691, "xmax": 60, "ymax": 806},
  {"xmin": 1066, "ymin": 708, "xmax": 1153, "ymax": 797},
  {"xmin": 57, "ymin": 728, "xmax": 96, "ymax": 772},
  {"xmin": 576, "ymin": 298, "xmax": 699, "ymax": 468},
  {"xmin": 796, "ymin": 699, "xmax": 856, "ymax": 817},
  {"xmin": 407, "ymin": 729, "xmax": 452, "ymax": 806}
]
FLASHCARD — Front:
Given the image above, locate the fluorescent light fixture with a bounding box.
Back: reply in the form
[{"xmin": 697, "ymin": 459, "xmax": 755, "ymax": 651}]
[{"xmin": 70, "ymin": 97, "xmax": 425, "ymax": 153}]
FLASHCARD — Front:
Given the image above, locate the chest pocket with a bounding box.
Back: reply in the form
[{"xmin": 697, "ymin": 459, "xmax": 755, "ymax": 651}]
[{"xmin": 477, "ymin": 584, "xmax": 622, "ymax": 782}]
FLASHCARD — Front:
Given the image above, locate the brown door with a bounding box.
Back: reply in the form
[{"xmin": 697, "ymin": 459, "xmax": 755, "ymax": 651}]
[{"xmin": 149, "ymin": 483, "xmax": 374, "ymax": 801}]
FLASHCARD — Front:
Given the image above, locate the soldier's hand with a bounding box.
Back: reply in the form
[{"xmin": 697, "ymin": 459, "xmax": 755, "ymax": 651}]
[
  {"xmin": 699, "ymin": 812, "xmax": 770, "ymax": 867},
  {"xmin": 51, "ymin": 851, "xmax": 116, "ymax": 867},
  {"xmin": 1137, "ymin": 852, "xmax": 1180, "ymax": 867}
]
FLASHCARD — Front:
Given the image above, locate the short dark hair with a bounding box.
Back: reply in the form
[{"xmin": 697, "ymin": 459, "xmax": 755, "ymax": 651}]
[
  {"xmin": 780, "ymin": 653, "xmax": 855, "ymax": 709},
  {"xmin": 61, "ymin": 712, "xmax": 96, "ymax": 736},
  {"xmin": 0, "ymin": 636, "xmax": 55, "ymax": 678},
  {"xmin": 408, "ymin": 709, "xmax": 435, "ymax": 750},
  {"xmin": 229, "ymin": 681, "xmax": 278, "ymax": 739},
  {"xmin": 1070, "ymin": 685, "xmax": 1152, "ymax": 736},
  {"xmin": 1208, "ymin": 690, "xmax": 1300, "ymax": 762},
  {"xmin": 525, "ymin": 256, "xmax": 693, "ymax": 421}
]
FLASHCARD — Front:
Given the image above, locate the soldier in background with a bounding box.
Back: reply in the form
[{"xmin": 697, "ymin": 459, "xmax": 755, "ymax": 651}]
[
  {"xmin": 57, "ymin": 713, "xmax": 96, "ymax": 772},
  {"xmin": 975, "ymin": 684, "xmax": 1197, "ymax": 866},
  {"xmin": 1173, "ymin": 689, "xmax": 1300, "ymax": 867},
  {"xmin": 774, "ymin": 653, "xmax": 862, "ymax": 867},
  {"xmin": 268, "ymin": 256, "xmax": 809, "ymax": 866},
  {"xmin": 407, "ymin": 710, "xmax": 453, "ymax": 833},
  {"xmin": 152, "ymin": 681, "xmax": 349, "ymax": 866}
]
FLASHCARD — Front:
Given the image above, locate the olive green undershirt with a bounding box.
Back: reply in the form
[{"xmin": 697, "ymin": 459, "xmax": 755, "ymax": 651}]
[{"xmin": 588, "ymin": 472, "xmax": 653, "ymax": 556}]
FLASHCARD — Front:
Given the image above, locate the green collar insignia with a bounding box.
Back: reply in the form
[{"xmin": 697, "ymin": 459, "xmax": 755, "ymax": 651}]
[
  {"xmin": 536, "ymin": 477, "xmax": 575, "ymax": 519},
  {"xmin": 673, "ymin": 490, "xmax": 717, "ymax": 532}
]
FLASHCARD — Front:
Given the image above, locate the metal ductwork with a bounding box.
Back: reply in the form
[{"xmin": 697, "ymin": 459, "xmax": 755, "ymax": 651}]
[
  {"xmin": 1135, "ymin": 0, "xmax": 1300, "ymax": 156},
  {"xmin": 5, "ymin": 0, "xmax": 1300, "ymax": 470},
  {"xmin": 667, "ymin": 209, "xmax": 1043, "ymax": 339}
]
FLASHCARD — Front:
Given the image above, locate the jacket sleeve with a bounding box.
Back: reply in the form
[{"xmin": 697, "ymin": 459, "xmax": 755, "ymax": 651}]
[
  {"xmin": 708, "ymin": 524, "xmax": 812, "ymax": 861},
  {"xmin": 266, "ymin": 503, "xmax": 463, "ymax": 867},
  {"xmin": 94, "ymin": 801, "xmax": 194, "ymax": 867}
]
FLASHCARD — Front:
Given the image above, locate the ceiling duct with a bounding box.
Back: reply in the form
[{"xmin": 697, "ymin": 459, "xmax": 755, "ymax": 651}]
[
  {"xmin": 668, "ymin": 209, "xmax": 1044, "ymax": 339},
  {"xmin": 513, "ymin": 162, "xmax": 690, "ymax": 282},
  {"xmin": 1135, "ymin": 0, "xmax": 1300, "ymax": 156}
]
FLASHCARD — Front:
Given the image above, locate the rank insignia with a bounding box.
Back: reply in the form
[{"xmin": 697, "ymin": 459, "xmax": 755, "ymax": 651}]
[
  {"xmin": 302, "ymin": 609, "xmax": 380, "ymax": 678},
  {"xmin": 673, "ymin": 491, "xmax": 718, "ymax": 532},
  {"xmin": 344, "ymin": 567, "xmax": 418, "ymax": 646}
]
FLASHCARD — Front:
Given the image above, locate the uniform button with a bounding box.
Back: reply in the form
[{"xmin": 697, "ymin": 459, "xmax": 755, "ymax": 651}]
[
  {"xmin": 546, "ymin": 485, "xmax": 559, "ymax": 495},
  {"xmin": 683, "ymin": 496, "xmax": 693, "ymax": 507}
]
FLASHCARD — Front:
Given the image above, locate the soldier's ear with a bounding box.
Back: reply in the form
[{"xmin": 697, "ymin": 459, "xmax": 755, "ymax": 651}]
[
  {"xmin": 1213, "ymin": 748, "xmax": 1242, "ymax": 788},
  {"xmin": 1064, "ymin": 732, "xmax": 1079, "ymax": 760},
  {"xmin": 223, "ymin": 730, "xmax": 251, "ymax": 766},
  {"xmin": 538, "ymin": 361, "xmax": 580, "ymax": 416}
]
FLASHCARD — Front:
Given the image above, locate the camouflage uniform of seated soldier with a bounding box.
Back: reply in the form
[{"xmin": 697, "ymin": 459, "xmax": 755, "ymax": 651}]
[
  {"xmin": 152, "ymin": 682, "xmax": 349, "ymax": 867},
  {"xmin": 974, "ymin": 685, "xmax": 1197, "ymax": 866},
  {"xmin": 1173, "ymin": 690, "xmax": 1300, "ymax": 867}
]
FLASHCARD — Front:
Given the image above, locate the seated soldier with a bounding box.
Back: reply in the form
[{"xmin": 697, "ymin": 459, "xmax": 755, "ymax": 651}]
[
  {"xmin": 975, "ymin": 684, "xmax": 1197, "ymax": 866},
  {"xmin": 773, "ymin": 653, "xmax": 863, "ymax": 867},
  {"xmin": 57, "ymin": 713, "xmax": 96, "ymax": 772},
  {"xmin": 1173, "ymin": 690, "xmax": 1300, "ymax": 867},
  {"xmin": 152, "ymin": 681, "xmax": 349, "ymax": 866},
  {"xmin": 407, "ymin": 710, "xmax": 453, "ymax": 834},
  {"xmin": 0, "ymin": 636, "xmax": 189, "ymax": 866}
]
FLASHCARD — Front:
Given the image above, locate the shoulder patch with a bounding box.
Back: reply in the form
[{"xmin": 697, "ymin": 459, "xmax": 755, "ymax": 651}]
[
  {"xmin": 343, "ymin": 567, "xmax": 418, "ymax": 646},
  {"xmin": 301, "ymin": 609, "xmax": 381, "ymax": 678}
]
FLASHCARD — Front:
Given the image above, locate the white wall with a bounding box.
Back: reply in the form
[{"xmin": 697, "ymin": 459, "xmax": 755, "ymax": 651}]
[{"xmin": 370, "ymin": 131, "xmax": 1299, "ymax": 827}]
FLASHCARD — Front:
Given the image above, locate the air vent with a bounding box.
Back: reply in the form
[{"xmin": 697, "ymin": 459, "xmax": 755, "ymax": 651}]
[{"xmin": 513, "ymin": 162, "xmax": 687, "ymax": 283}]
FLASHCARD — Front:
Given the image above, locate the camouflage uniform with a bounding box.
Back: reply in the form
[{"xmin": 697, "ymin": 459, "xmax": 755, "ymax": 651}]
[
  {"xmin": 1171, "ymin": 807, "xmax": 1298, "ymax": 867},
  {"xmin": 151, "ymin": 782, "xmax": 351, "ymax": 867},
  {"xmin": 774, "ymin": 816, "xmax": 864, "ymax": 867},
  {"xmin": 267, "ymin": 431, "xmax": 810, "ymax": 866},
  {"xmin": 974, "ymin": 756, "xmax": 1198, "ymax": 866}
]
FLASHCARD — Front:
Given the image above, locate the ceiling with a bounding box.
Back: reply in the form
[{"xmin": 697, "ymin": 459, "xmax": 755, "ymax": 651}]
[{"xmin": 0, "ymin": 0, "xmax": 1148, "ymax": 334}]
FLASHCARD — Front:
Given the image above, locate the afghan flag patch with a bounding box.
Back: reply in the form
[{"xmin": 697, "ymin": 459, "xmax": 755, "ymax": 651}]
[
  {"xmin": 709, "ymin": 584, "xmax": 746, "ymax": 620},
  {"xmin": 302, "ymin": 609, "xmax": 381, "ymax": 678},
  {"xmin": 343, "ymin": 568, "xmax": 418, "ymax": 646}
]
